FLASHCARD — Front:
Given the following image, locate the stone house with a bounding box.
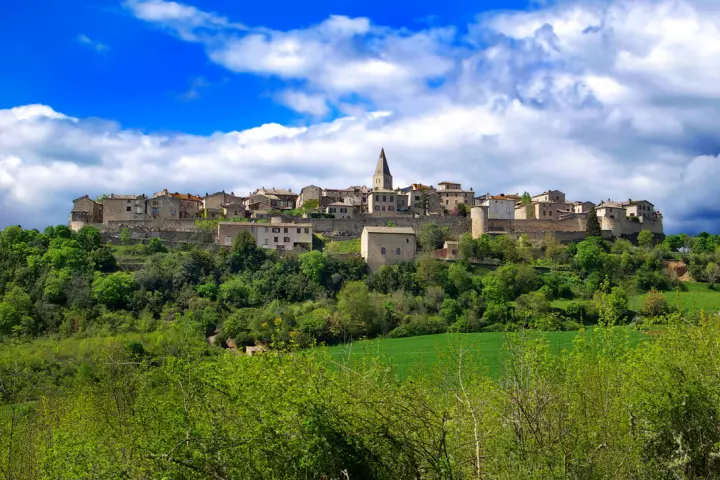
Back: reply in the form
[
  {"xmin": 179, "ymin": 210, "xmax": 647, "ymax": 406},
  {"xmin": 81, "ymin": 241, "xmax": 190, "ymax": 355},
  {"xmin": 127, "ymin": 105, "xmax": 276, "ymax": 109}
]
[
  {"xmin": 532, "ymin": 190, "xmax": 566, "ymax": 204},
  {"xmin": 147, "ymin": 193, "xmax": 182, "ymax": 220},
  {"xmin": 399, "ymin": 184, "xmax": 441, "ymax": 216},
  {"xmin": 253, "ymin": 188, "xmax": 298, "ymax": 209},
  {"xmin": 70, "ymin": 195, "xmax": 103, "ymax": 226},
  {"xmin": 204, "ymin": 191, "xmax": 243, "ymax": 212},
  {"xmin": 621, "ymin": 200, "xmax": 655, "ymax": 218},
  {"xmin": 296, "ymin": 185, "xmax": 323, "ymax": 208},
  {"xmin": 154, "ymin": 190, "xmax": 202, "ymax": 219},
  {"xmin": 361, "ymin": 226, "xmax": 417, "ymax": 271},
  {"xmin": 437, "ymin": 182, "xmax": 474, "ymax": 210},
  {"xmin": 223, "ymin": 201, "xmax": 247, "ymax": 218},
  {"xmin": 102, "ymin": 194, "xmax": 147, "ymax": 223},
  {"xmin": 325, "ymin": 203, "xmax": 355, "ymax": 219},
  {"xmin": 572, "ymin": 201, "xmax": 595, "ymax": 213},
  {"xmin": 218, "ymin": 218, "xmax": 313, "ymax": 252},
  {"xmin": 482, "ymin": 194, "xmax": 517, "ymax": 220},
  {"xmin": 444, "ymin": 240, "xmax": 460, "ymax": 260},
  {"xmin": 368, "ymin": 189, "xmax": 398, "ymax": 216}
]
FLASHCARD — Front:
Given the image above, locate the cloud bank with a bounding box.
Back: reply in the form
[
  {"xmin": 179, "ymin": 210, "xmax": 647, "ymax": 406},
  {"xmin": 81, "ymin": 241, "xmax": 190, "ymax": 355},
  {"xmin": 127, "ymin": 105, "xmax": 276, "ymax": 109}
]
[{"xmin": 2, "ymin": 0, "xmax": 720, "ymax": 232}]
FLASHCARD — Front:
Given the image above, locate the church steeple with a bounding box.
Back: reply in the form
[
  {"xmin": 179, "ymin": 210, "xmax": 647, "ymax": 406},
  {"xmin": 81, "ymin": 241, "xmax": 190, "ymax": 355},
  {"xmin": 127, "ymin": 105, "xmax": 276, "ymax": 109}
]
[{"xmin": 373, "ymin": 148, "xmax": 393, "ymax": 190}]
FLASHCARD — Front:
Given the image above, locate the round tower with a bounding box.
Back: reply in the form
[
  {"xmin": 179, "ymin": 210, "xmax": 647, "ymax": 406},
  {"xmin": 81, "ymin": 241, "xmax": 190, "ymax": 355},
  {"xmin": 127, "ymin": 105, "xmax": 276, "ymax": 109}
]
[{"xmin": 471, "ymin": 206, "xmax": 488, "ymax": 239}]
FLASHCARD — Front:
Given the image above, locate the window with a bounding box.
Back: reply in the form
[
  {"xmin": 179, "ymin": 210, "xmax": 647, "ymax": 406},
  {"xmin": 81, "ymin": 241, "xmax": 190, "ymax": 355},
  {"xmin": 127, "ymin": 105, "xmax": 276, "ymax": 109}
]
[
  {"xmin": 127, "ymin": 200, "xmax": 131, "ymax": 204},
  {"xmin": 406, "ymin": 238, "xmax": 409, "ymax": 243},
  {"xmin": 126, "ymin": 206, "xmax": 131, "ymax": 212},
  {"xmin": 445, "ymin": 200, "xmax": 449, "ymax": 205},
  {"xmin": 395, "ymin": 248, "xmax": 401, "ymax": 255},
  {"xmin": 274, "ymin": 237, "xmax": 278, "ymax": 243},
  {"xmin": 549, "ymin": 211, "xmax": 552, "ymax": 216},
  {"xmin": 272, "ymin": 227, "xmax": 280, "ymax": 233},
  {"xmin": 151, "ymin": 207, "xmax": 158, "ymax": 215},
  {"xmin": 375, "ymin": 195, "xmax": 379, "ymax": 201},
  {"xmin": 152, "ymin": 200, "xmax": 158, "ymax": 206},
  {"xmin": 382, "ymin": 206, "xmax": 386, "ymax": 211},
  {"xmin": 225, "ymin": 236, "xmax": 232, "ymax": 246},
  {"xmin": 264, "ymin": 227, "xmax": 268, "ymax": 233},
  {"xmin": 543, "ymin": 211, "xmax": 546, "ymax": 216},
  {"xmin": 171, "ymin": 209, "xmax": 176, "ymax": 216},
  {"xmin": 297, "ymin": 228, "xmax": 301, "ymax": 233},
  {"xmin": 390, "ymin": 195, "xmax": 394, "ymax": 202},
  {"xmin": 304, "ymin": 228, "xmax": 309, "ymax": 234},
  {"xmin": 264, "ymin": 239, "xmax": 268, "ymax": 245},
  {"xmin": 251, "ymin": 227, "xmax": 255, "ymax": 233},
  {"xmin": 283, "ymin": 227, "xmax": 288, "ymax": 233},
  {"xmin": 383, "ymin": 195, "xmax": 387, "ymax": 202},
  {"xmin": 284, "ymin": 237, "xmax": 290, "ymax": 243},
  {"xmin": 381, "ymin": 247, "xmax": 386, "ymax": 255}
]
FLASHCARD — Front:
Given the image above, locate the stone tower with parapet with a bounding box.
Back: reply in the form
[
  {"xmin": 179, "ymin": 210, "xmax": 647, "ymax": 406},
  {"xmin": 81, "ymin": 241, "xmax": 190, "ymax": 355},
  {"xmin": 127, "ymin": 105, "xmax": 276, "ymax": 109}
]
[
  {"xmin": 373, "ymin": 148, "xmax": 393, "ymax": 191},
  {"xmin": 471, "ymin": 205, "xmax": 488, "ymax": 238}
]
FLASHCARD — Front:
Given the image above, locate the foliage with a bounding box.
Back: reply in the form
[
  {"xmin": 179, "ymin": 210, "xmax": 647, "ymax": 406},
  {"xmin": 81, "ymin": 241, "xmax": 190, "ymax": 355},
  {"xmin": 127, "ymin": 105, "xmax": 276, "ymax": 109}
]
[
  {"xmin": 418, "ymin": 224, "xmax": 446, "ymax": 251},
  {"xmin": 586, "ymin": 208, "xmax": 602, "ymax": 237}
]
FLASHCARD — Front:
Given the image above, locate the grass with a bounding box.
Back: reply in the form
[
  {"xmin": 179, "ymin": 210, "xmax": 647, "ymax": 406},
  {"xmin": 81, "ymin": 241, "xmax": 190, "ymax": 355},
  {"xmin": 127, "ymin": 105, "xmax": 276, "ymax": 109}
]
[
  {"xmin": 633, "ymin": 281, "xmax": 720, "ymax": 312},
  {"xmin": 325, "ymin": 238, "xmax": 361, "ymax": 255},
  {"xmin": 324, "ymin": 328, "xmax": 645, "ymax": 380}
]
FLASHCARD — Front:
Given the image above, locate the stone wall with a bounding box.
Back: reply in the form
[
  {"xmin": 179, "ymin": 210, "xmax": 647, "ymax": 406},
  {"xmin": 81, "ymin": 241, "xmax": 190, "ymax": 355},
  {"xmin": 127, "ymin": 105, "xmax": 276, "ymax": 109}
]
[{"xmin": 309, "ymin": 215, "xmax": 471, "ymax": 239}]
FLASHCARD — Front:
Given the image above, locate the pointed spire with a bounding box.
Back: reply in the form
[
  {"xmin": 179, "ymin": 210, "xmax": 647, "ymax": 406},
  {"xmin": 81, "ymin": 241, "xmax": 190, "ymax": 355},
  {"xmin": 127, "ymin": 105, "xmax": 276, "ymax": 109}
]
[{"xmin": 375, "ymin": 148, "xmax": 391, "ymax": 176}]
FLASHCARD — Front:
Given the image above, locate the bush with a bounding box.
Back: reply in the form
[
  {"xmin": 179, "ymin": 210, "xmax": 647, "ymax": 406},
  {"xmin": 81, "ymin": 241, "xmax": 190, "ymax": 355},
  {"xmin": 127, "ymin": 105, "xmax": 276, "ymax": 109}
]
[{"xmin": 643, "ymin": 289, "xmax": 670, "ymax": 317}]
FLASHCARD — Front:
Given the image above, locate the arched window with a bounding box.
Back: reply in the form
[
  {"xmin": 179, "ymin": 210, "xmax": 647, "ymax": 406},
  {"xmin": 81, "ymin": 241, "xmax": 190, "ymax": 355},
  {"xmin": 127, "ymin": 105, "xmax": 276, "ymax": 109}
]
[
  {"xmin": 381, "ymin": 247, "xmax": 386, "ymax": 255},
  {"xmin": 395, "ymin": 248, "xmax": 401, "ymax": 255}
]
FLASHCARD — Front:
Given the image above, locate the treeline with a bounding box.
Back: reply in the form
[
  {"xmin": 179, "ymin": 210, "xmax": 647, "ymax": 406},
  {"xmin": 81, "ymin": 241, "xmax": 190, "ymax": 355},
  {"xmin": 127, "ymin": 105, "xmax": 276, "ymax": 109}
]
[
  {"xmin": 0, "ymin": 224, "xmax": 716, "ymax": 347},
  {"xmin": 2, "ymin": 318, "xmax": 720, "ymax": 478}
]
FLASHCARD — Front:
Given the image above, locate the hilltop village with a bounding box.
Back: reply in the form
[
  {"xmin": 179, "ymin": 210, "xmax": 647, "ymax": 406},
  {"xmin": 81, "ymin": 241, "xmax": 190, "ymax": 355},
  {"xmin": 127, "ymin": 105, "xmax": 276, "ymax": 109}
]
[{"xmin": 69, "ymin": 149, "xmax": 664, "ymax": 269}]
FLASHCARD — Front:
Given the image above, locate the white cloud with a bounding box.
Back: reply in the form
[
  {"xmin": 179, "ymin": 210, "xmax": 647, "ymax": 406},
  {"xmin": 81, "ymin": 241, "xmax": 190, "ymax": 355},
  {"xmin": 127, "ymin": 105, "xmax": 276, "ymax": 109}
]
[
  {"xmin": 1, "ymin": 0, "xmax": 720, "ymax": 232},
  {"xmin": 76, "ymin": 34, "xmax": 109, "ymax": 53}
]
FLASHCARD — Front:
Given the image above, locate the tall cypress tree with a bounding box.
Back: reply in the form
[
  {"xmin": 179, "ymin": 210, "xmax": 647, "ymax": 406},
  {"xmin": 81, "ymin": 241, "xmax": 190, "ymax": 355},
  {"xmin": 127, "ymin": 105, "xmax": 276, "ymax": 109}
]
[{"xmin": 586, "ymin": 208, "xmax": 601, "ymax": 237}]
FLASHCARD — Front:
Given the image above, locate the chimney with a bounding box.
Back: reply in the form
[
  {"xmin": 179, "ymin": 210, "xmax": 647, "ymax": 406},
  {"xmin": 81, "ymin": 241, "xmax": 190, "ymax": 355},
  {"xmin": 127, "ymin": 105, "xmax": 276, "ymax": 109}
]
[{"xmin": 231, "ymin": 191, "xmax": 234, "ymax": 196}]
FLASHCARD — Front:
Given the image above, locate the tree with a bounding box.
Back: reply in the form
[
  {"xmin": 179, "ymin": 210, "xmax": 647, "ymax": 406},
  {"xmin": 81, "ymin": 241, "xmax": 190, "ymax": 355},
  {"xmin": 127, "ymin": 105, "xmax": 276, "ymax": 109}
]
[
  {"xmin": 92, "ymin": 272, "xmax": 136, "ymax": 310},
  {"xmin": 638, "ymin": 230, "xmax": 655, "ymax": 248},
  {"xmin": 419, "ymin": 224, "xmax": 446, "ymax": 251},
  {"xmin": 586, "ymin": 208, "xmax": 601, "ymax": 237},
  {"xmin": 705, "ymin": 262, "xmax": 720, "ymax": 288},
  {"xmin": 521, "ymin": 192, "xmax": 532, "ymax": 205},
  {"xmin": 76, "ymin": 226, "xmax": 101, "ymax": 251},
  {"xmin": 458, "ymin": 233, "xmax": 475, "ymax": 260},
  {"xmin": 119, "ymin": 227, "xmax": 131, "ymax": 246},
  {"xmin": 299, "ymin": 250, "xmax": 327, "ymax": 284},
  {"xmin": 0, "ymin": 287, "xmax": 34, "ymax": 335}
]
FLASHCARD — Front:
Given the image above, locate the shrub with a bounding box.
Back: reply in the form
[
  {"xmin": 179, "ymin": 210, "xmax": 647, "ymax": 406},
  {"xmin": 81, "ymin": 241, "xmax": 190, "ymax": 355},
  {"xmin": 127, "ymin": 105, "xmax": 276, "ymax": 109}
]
[{"xmin": 643, "ymin": 289, "xmax": 670, "ymax": 317}]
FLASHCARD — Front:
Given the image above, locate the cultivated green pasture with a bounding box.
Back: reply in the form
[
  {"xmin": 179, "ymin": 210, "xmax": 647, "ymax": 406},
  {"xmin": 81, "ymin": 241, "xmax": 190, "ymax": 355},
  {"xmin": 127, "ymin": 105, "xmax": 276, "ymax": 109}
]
[
  {"xmin": 632, "ymin": 282, "xmax": 720, "ymax": 312},
  {"xmin": 324, "ymin": 328, "xmax": 645, "ymax": 379}
]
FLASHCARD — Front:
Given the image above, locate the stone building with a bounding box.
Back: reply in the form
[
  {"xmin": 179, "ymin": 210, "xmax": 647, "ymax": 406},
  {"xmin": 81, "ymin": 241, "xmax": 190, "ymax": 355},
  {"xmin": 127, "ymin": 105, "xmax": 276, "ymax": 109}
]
[
  {"xmin": 147, "ymin": 193, "xmax": 182, "ymax": 220},
  {"xmin": 621, "ymin": 200, "xmax": 655, "ymax": 218},
  {"xmin": 325, "ymin": 203, "xmax": 355, "ymax": 219},
  {"xmin": 154, "ymin": 190, "xmax": 202, "ymax": 219},
  {"xmin": 223, "ymin": 201, "xmax": 247, "ymax": 218},
  {"xmin": 481, "ymin": 194, "xmax": 517, "ymax": 220},
  {"xmin": 218, "ymin": 218, "xmax": 312, "ymax": 252},
  {"xmin": 202, "ymin": 190, "xmax": 243, "ymax": 212},
  {"xmin": 361, "ymin": 226, "xmax": 416, "ymax": 271},
  {"xmin": 572, "ymin": 201, "xmax": 595, "ymax": 213},
  {"xmin": 70, "ymin": 195, "xmax": 103, "ymax": 229},
  {"xmin": 373, "ymin": 148, "xmax": 392, "ymax": 190},
  {"xmin": 532, "ymin": 190, "xmax": 566, "ymax": 204},
  {"xmin": 102, "ymin": 194, "xmax": 147, "ymax": 223},
  {"xmin": 437, "ymin": 182, "xmax": 474, "ymax": 210},
  {"xmin": 368, "ymin": 189, "xmax": 397, "ymax": 216},
  {"xmin": 398, "ymin": 184, "xmax": 441, "ymax": 216},
  {"xmin": 253, "ymin": 188, "xmax": 298, "ymax": 209},
  {"xmin": 296, "ymin": 185, "xmax": 322, "ymax": 208}
]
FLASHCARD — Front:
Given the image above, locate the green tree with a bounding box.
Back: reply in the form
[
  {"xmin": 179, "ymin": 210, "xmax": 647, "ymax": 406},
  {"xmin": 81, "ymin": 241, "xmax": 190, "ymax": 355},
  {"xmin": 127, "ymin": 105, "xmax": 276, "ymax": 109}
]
[
  {"xmin": 299, "ymin": 250, "xmax": 327, "ymax": 284},
  {"xmin": 521, "ymin": 191, "xmax": 532, "ymax": 205},
  {"xmin": 119, "ymin": 227, "xmax": 131, "ymax": 246},
  {"xmin": 638, "ymin": 230, "xmax": 655, "ymax": 248},
  {"xmin": 0, "ymin": 286, "xmax": 34, "ymax": 335},
  {"xmin": 458, "ymin": 233, "xmax": 475, "ymax": 260},
  {"xmin": 586, "ymin": 208, "xmax": 601, "ymax": 237},
  {"xmin": 76, "ymin": 226, "xmax": 101, "ymax": 251},
  {"xmin": 418, "ymin": 224, "xmax": 445, "ymax": 251},
  {"xmin": 91, "ymin": 272, "xmax": 136, "ymax": 310}
]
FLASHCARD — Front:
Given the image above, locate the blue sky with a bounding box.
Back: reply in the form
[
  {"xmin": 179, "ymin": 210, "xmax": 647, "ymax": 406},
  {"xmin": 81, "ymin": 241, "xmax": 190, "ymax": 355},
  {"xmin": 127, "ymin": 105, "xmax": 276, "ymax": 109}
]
[{"xmin": 1, "ymin": 0, "xmax": 719, "ymax": 232}]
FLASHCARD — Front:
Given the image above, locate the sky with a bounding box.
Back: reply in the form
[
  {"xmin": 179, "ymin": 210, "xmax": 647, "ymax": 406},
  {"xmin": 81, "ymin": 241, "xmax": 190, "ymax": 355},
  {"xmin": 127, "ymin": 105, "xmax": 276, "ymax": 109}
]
[{"xmin": 1, "ymin": 0, "xmax": 720, "ymax": 233}]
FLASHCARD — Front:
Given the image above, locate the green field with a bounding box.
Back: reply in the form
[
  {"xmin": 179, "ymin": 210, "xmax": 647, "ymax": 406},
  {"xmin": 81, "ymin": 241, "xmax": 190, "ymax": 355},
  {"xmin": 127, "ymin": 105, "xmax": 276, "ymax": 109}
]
[
  {"xmin": 324, "ymin": 328, "xmax": 645, "ymax": 379},
  {"xmin": 633, "ymin": 282, "xmax": 720, "ymax": 312},
  {"xmin": 324, "ymin": 237, "xmax": 361, "ymax": 255}
]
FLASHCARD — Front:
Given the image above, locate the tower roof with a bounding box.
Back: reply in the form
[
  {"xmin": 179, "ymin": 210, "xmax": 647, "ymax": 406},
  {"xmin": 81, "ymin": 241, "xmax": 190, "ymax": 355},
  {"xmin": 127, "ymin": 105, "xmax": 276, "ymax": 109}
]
[{"xmin": 375, "ymin": 148, "xmax": 391, "ymax": 176}]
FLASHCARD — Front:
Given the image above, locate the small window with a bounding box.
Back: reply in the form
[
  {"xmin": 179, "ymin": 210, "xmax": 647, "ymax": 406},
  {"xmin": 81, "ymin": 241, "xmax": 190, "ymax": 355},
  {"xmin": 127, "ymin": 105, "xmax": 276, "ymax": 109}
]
[
  {"xmin": 406, "ymin": 238, "xmax": 409, "ymax": 243},
  {"xmin": 375, "ymin": 195, "xmax": 379, "ymax": 201},
  {"xmin": 549, "ymin": 211, "xmax": 552, "ymax": 216},
  {"xmin": 251, "ymin": 227, "xmax": 255, "ymax": 233},
  {"xmin": 543, "ymin": 211, "xmax": 546, "ymax": 216},
  {"xmin": 127, "ymin": 200, "xmax": 131, "ymax": 204},
  {"xmin": 264, "ymin": 227, "xmax": 269, "ymax": 233},
  {"xmin": 225, "ymin": 236, "xmax": 232, "ymax": 246},
  {"xmin": 272, "ymin": 227, "xmax": 280, "ymax": 233},
  {"xmin": 395, "ymin": 248, "xmax": 401, "ymax": 255},
  {"xmin": 284, "ymin": 228, "xmax": 288, "ymax": 233},
  {"xmin": 264, "ymin": 239, "xmax": 268, "ymax": 245},
  {"xmin": 304, "ymin": 228, "xmax": 309, "ymax": 234},
  {"xmin": 274, "ymin": 237, "xmax": 278, "ymax": 242},
  {"xmin": 171, "ymin": 209, "xmax": 176, "ymax": 216},
  {"xmin": 126, "ymin": 206, "xmax": 131, "ymax": 212},
  {"xmin": 297, "ymin": 228, "xmax": 301, "ymax": 233},
  {"xmin": 381, "ymin": 247, "xmax": 386, "ymax": 255},
  {"xmin": 284, "ymin": 237, "xmax": 290, "ymax": 243},
  {"xmin": 390, "ymin": 195, "xmax": 394, "ymax": 202},
  {"xmin": 382, "ymin": 206, "xmax": 386, "ymax": 211},
  {"xmin": 383, "ymin": 195, "xmax": 387, "ymax": 202}
]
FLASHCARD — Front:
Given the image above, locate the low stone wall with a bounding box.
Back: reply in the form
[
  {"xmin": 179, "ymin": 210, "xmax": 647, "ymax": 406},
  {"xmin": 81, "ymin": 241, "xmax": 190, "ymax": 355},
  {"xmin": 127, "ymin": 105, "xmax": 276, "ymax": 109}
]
[{"xmin": 309, "ymin": 215, "xmax": 471, "ymax": 238}]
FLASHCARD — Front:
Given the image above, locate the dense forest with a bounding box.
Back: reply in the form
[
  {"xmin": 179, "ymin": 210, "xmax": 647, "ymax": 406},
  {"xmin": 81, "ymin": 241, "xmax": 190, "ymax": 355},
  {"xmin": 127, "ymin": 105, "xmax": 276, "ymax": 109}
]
[
  {"xmin": 2, "ymin": 224, "xmax": 720, "ymax": 478},
  {"xmin": 0, "ymin": 224, "xmax": 717, "ymax": 345}
]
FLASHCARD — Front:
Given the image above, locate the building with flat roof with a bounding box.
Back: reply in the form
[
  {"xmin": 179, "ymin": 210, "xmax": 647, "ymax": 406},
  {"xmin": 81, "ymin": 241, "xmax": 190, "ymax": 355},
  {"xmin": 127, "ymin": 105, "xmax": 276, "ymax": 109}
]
[{"xmin": 361, "ymin": 226, "xmax": 416, "ymax": 270}]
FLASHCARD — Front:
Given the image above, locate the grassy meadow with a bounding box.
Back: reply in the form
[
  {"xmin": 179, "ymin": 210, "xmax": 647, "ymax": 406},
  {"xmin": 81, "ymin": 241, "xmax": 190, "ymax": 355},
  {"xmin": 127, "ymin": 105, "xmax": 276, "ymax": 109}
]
[{"xmin": 324, "ymin": 327, "xmax": 647, "ymax": 379}]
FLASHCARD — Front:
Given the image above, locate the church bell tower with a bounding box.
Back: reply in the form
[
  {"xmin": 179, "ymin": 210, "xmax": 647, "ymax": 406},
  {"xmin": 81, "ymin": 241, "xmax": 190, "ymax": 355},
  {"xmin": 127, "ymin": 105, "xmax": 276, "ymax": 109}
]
[{"xmin": 373, "ymin": 148, "xmax": 393, "ymax": 190}]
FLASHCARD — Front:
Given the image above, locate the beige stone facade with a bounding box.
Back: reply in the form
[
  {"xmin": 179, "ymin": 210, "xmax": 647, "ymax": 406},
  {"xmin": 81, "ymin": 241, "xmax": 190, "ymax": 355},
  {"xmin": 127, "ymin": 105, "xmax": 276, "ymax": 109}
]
[
  {"xmin": 296, "ymin": 185, "xmax": 322, "ymax": 208},
  {"xmin": 482, "ymin": 195, "xmax": 517, "ymax": 220},
  {"xmin": 622, "ymin": 200, "xmax": 654, "ymax": 218},
  {"xmin": 437, "ymin": 182, "xmax": 474, "ymax": 210},
  {"xmin": 204, "ymin": 191, "xmax": 243, "ymax": 211},
  {"xmin": 218, "ymin": 220, "xmax": 313, "ymax": 252},
  {"xmin": 368, "ymin": 189, "xmax": 397, "ymax": 216},
  {"xmin": 532, "ymin": 190, "xmax": 566, "ymax": 204},
  {"xmin": 103, "ymin": 194, "xmax": 147, "ymax": 223},
  {"xmin": 253, "ymin": 188, "xmax": 298, "ymax": 209},
  {"xmin": 361, "ymin": 226, "xmax": 416, "ymax": 271},
  {"xmin": 572, "ymin": 201, "xmax": 595, "ymax": 213},
  {"xmin": 325, "ymin": 203, "xmax": 355, "ymax": 219},
  {"xmin": 147, "ymin": 194, "xmax": 182, "ymax": 220},
  {"xmin": 70, "ymin": 195, "xmax": 103, "ymax": 226}
]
